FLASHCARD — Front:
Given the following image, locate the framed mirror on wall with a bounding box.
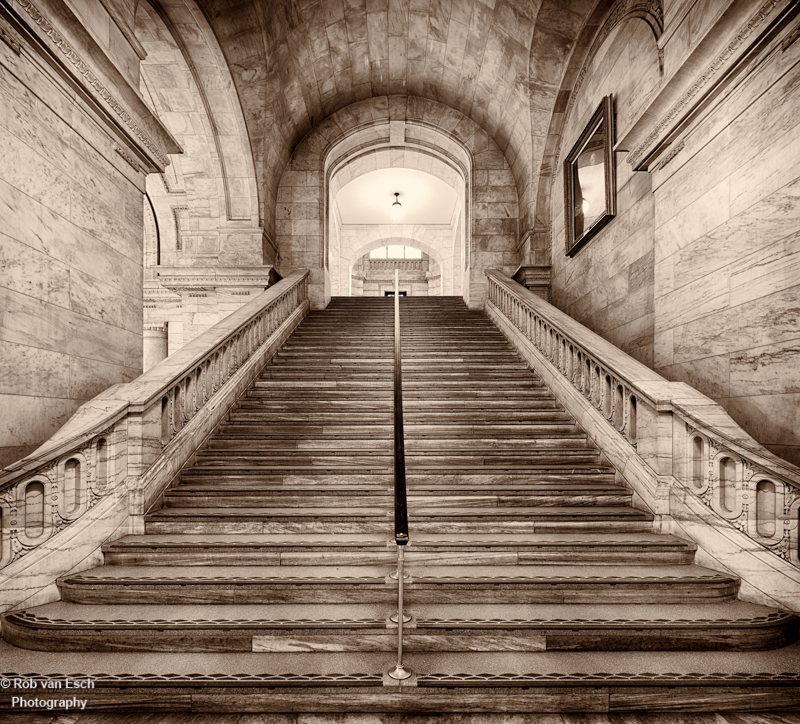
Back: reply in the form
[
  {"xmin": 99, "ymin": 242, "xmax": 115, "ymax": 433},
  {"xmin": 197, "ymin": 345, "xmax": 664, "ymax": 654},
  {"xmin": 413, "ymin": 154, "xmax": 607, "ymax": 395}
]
[{"xmin": 564, "ymin": 95, "xmax": 616, "ymax": 257}]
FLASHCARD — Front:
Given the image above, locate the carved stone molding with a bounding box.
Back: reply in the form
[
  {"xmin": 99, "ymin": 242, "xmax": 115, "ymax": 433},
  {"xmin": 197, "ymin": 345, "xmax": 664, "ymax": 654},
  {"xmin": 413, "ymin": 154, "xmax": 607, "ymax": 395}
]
[
  {"xmin": 627, "ymin": 0, "xmax": 784, "ymax": 168},
  {"xmin": 172, "ymin": 206, "xmax": 189, "ymax": 250},
  {"xmin": 155, "ymin": 267, "xmax": 277, "ymax": 293},
  {"xmin": 0, "ymin": 15, "xmax": 22, "ymax": 54},
  {"xmin": 651, "ymin": 140, "xmax": 685, "ymax": 172},
  {"xmin": 14, "ymin": 0, "xmax": 170, "ymax": 167},
  {"xmin": 115, "ymin": 145, "xmax": 145, "ymax": 174}
]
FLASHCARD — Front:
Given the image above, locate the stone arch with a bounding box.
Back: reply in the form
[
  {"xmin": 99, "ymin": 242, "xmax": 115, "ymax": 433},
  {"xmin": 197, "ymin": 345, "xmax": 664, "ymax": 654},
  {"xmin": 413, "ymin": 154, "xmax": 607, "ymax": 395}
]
[
  {"xmin": 337, "ymin": 235, "xmax": 450, "ymax": 298},
  {"xmin": 330, "ymin": 147, "xmax": 465, "ymax": 197},
  {"xmin": 328, "ymin": 144, "xmax": 466, "ymax": 300},
  {"xmin": 135, "ymin": 0, "xmax": 263, "ymax": 264},
  {"xmin": 526, "ymin": 0, "xmax": 663, "ymax": 264},
  {"xmin": 276, "ymin": 96, "xmax": 519, "ymax": 310}
]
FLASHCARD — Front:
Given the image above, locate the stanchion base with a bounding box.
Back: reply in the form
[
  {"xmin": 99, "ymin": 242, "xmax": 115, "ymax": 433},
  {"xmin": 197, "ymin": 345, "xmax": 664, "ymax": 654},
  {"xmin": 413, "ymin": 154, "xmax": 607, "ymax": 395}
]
[{"xmin": 384, "ymin": 665, "xmax": 416, "ymax": 686}]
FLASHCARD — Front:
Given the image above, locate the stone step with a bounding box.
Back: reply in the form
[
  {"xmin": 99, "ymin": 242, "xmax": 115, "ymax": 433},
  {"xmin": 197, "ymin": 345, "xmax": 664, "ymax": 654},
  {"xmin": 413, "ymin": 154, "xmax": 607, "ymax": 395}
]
[
  {"xmin": 204, "ymin": 437, "xmax": 592, "ymax": 450},
  {"xmin": 7, "ymin": 600, "xmax": 794, "ymax": 653},
  {"xmin": 143, "ymin": 507, "xmax": 650, "ymax": 535},
  {"xmin": 5, "ymin": 640, "xmax": 798, "ymax": 714},
  {"xmin": 101, "ymin": 533, "xmax": 696, "ymax": 566},
  {"xmin": 56, "ymin": 564, "xmax": 740, "ymax": 605},
  {"xmin": 218, "ymin": 423, "xmax": 581, "ymax": 435},
  {"xmin": 161, "ymin": 491, "xmax": 632, "ymax": 509}
]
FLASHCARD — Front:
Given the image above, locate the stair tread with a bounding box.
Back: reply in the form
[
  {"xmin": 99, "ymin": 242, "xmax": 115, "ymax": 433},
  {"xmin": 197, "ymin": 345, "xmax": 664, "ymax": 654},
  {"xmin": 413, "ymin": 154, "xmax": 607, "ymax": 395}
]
[
  {"xmin": 9, "ymin": 600, "xmax": 790, "ymax": 628},
  {"xmin": 62, "ymin": 563, "xmax": 731, "ymax": 580},
  {"xmin": 6, "ymin": 637, "xmax": 797, "ymax": 680},
  {"xmin": 146, "ymin": 506, "xmax": 647, "ymax": 518},
  {"xmin": 104, "ymin": 532, "xmax": 694, "ymax": 550}
]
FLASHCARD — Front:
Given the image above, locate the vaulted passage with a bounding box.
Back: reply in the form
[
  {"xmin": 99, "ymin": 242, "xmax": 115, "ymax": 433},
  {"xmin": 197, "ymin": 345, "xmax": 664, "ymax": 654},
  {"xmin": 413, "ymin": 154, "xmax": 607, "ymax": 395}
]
[{"xmin": 3, "ymin": 298, "xmax": 798, "ymax": 710}]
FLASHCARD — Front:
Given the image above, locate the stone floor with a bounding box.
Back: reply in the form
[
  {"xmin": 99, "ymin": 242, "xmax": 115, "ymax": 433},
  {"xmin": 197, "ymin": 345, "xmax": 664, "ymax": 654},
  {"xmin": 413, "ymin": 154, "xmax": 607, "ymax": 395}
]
[{"xmin": 1, "ymin": 713, "xmax": 800, "ymax": 723}]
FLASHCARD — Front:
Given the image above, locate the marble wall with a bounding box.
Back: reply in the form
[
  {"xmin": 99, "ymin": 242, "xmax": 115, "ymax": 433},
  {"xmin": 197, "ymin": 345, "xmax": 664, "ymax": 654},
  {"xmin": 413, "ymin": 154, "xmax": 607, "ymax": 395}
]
[
  {"xmin": 547, "ymin": 0, "xmax": 800, "ymax": 467},
  {"xmin": 550, "ymin": 19, "xmax": 661, "ymax": 368},
  {"xmin": 0, "ymin": 0, "xmax": 175, "ymax": 469},
  {"xmin": 651, "ymin": 10, "xmax": 800, "ymax": 467}
]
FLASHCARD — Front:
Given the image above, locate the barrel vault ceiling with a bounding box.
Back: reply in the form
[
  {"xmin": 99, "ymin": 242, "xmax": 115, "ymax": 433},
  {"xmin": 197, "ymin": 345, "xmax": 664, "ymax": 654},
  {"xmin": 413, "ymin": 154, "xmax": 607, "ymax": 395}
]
[{"xmin": 168, "ymin": 0, "xmax": 601, "ymax": 235}]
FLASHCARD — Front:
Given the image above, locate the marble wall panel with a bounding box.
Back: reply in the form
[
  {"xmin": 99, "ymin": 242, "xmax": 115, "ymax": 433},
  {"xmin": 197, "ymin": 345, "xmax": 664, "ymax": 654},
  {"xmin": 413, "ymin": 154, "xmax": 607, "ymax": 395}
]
[
  {"xmin": 0, "ymin": 396, "xmax": 78, "ymax": 468},
  {"xmin": 549, "ymin": 20, "xmax": 659, "ymax": 367},
  {"xmin": 651, "ymin": 28, "xmax": 800, "ymax": 469},
  {"xmin": 0, "ymin": 41, "xmax": 144, "ymax": 471}
]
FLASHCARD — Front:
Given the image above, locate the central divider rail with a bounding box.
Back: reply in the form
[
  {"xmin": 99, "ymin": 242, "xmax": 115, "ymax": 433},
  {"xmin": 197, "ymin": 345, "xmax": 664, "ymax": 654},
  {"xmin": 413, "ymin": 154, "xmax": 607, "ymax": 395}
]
[{"xmin": 386, "ymin": 268, "xmax": 412, "ymax": 683}]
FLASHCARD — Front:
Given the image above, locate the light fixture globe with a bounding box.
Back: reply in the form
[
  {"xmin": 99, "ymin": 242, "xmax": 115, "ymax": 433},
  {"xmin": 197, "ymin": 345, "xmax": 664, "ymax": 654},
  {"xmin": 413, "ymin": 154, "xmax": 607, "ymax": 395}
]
[{"xmin": 390, "ymin": 192, "xmax": 404, "ymax": 222}]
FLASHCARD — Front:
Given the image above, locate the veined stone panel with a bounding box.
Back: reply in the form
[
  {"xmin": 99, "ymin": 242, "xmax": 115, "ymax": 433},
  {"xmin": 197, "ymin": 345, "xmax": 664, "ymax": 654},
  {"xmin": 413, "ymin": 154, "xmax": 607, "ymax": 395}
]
[
  {"xmin": 550, "ymin": 19, "xmax": 660, "ymax": 368},
  {"xmin": 651, "ymin": 12, "xmax": 800, "ymax": 467},
  {"xmin": 0, "ymin": 15, "xmax": 145, "ymax": 469}
]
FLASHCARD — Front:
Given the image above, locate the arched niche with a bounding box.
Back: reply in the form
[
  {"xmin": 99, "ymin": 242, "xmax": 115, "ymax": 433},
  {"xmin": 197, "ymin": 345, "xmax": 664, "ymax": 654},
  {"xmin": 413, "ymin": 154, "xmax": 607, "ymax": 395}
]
[{"xmin": 275, "ymin": 96, "xmax": 519, "ymax": 310}]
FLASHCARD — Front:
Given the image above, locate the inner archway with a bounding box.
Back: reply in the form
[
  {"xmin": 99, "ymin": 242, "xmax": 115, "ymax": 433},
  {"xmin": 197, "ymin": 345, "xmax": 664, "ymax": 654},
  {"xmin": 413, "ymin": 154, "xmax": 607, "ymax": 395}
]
[{"xmin": 328, "ymin": 147, "xmax": 466, "ymax": 299}]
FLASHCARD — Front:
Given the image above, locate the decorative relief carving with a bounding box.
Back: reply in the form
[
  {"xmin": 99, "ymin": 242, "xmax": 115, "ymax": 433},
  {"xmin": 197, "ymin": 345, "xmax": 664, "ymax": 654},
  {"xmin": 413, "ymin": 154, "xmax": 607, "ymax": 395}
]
[
  {"xmin": 651, "ymin": 140, "xmax": 685, "ymax": 172},
  {"xmin": 1, "ymin": 428, "xmax": 113, "ymax": 569},
  {"xmin": 115, "ymin": 146, "xmax": 145, "ymax": 174},
  {"xmin": 627, "ymin": 0, "xmax": 783, "ymax": 167},
  {"xmin": 15, "ymin": 0, "xmax": 169, "ymax": 167}
]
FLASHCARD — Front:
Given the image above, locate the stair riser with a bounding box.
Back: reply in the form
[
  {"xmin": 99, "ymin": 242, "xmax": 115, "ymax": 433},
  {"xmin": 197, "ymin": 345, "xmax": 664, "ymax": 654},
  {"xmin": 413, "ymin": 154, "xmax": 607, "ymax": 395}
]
[
  {"xmin": 6, "ymin": 627, "xmax": 793, "ymax": 653},
  {"xmin": 102, "ymin": 549, "xmax": 695, "ymax": 566},
  {"xmin": 60, "ymin": 585, "xmax": 738, "ymax": 606},
  {"xmin": 144, "ymin": 520, "xmax": 652, "ymax": 534},
  {"xmin": 161, "ymin": 495, "xmax": 632, "ymax": 508},
  {"xmin": 1, "ymin": 686, "xmax": 799, "ymax": 713},
  {"xmin": 179, "ymin": 474, "xmax": 396, "ymax": 485},
  {"xmin": 177, "ymin": 473, "xmax": 616, "ymax": 485}
]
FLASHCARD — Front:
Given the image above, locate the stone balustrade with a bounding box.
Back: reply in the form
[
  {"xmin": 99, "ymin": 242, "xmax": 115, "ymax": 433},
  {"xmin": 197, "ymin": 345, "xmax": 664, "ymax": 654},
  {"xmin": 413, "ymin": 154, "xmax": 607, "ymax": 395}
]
[
  {"xmin": 486, "ymin": 269, "xmax": 800, "ymax": 610},
  {"xmin": 0, "ymin": 272, "xmax": 309, "ymax": 611},
  {"xmin": 365, "ymin": 259, "xmax": 426, "ymax": 272}
]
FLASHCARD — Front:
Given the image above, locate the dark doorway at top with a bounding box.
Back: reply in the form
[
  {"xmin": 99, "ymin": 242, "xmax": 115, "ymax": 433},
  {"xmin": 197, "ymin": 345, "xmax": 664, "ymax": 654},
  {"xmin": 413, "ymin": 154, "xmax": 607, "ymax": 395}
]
[{"xmin": 385, "ymin": 291, "xmax": 407, "ymax": 296}]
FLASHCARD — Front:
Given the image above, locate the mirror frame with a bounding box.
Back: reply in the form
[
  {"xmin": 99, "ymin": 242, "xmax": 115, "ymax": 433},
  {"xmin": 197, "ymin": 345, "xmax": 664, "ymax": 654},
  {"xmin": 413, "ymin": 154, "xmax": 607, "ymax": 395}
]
[{"xmin": 563, "ymin": 95, "xmax": 616, "ymax": 257}]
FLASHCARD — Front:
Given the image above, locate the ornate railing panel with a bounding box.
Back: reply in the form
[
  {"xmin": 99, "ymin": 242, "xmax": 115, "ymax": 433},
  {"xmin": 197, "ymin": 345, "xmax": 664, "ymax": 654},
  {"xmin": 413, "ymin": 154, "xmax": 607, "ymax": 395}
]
[
  {"xmin": 0, "ymin": 272, "xmax": 309, "ymax": 577},
  {"xmin": 486, "ymin": 270, "xmax": 800, "ymax": 578}
]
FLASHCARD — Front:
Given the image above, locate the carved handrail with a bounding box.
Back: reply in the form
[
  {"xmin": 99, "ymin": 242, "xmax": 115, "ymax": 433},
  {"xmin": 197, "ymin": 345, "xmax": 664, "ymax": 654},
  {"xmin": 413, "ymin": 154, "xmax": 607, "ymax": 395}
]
[
  {"xmin": 486, "ymin": 269, "xmax": 800, "ymax": 570},
  {"xmin": 0, "ymin": 272, "xmax": 310, "ymax": 574}
]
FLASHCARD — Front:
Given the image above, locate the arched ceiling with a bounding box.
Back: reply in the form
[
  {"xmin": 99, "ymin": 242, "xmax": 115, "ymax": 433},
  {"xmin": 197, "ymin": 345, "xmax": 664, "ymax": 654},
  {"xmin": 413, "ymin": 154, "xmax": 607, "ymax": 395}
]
[
  {"xmin": 335, "ymin": 168, "xmax": 458, "ymax": 225},
  {"xmin": 194, "ymin": 0, "xmax": 546, "ymax": 232}
]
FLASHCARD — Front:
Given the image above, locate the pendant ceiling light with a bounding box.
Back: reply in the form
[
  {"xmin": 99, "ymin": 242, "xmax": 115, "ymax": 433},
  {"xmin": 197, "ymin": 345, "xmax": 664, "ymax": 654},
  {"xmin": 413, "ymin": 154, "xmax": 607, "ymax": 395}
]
[{"xmin": 390, "ymin": 192, "xmax": 404, "ymax": 222}]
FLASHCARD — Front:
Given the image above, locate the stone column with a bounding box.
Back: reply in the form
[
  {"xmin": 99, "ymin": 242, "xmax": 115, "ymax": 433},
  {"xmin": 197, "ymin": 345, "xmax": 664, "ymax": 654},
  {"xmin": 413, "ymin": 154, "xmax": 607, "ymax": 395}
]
[{"xmin": 143, "ymin": 325, "xmax": 169, "ymax": 371}]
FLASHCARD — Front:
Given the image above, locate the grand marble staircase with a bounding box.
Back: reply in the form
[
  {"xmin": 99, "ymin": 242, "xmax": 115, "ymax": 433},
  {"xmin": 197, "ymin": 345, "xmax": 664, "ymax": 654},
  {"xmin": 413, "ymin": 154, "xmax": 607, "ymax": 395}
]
[{"xmin": 2, "ymin": 296, "xmax": 799, "ymax": 713}]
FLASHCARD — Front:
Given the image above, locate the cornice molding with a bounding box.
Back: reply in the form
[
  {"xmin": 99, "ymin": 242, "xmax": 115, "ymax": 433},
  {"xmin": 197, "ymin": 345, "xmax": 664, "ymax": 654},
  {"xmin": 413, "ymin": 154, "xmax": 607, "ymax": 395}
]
[
  {"xmin": 155, "ymin": 267, "xmax": 276, "ymax": 293},
  {"xmin": 13, "ymin": 0, "xmax": 171, "ymax": 168},
  {"xmin": 0, "ymin": 13, "xmax": 21, "ymax": 52},
  {"xmin": 626, "ymin": 0, "xmax": 785, "ymax": 168}
]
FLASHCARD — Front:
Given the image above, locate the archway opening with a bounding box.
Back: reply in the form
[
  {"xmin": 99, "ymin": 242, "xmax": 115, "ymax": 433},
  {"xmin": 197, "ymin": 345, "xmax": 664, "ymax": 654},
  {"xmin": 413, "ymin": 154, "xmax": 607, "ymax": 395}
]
[{"xmin": 327, "ymin": 143, "xmax": 467, "ymax": 301}]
